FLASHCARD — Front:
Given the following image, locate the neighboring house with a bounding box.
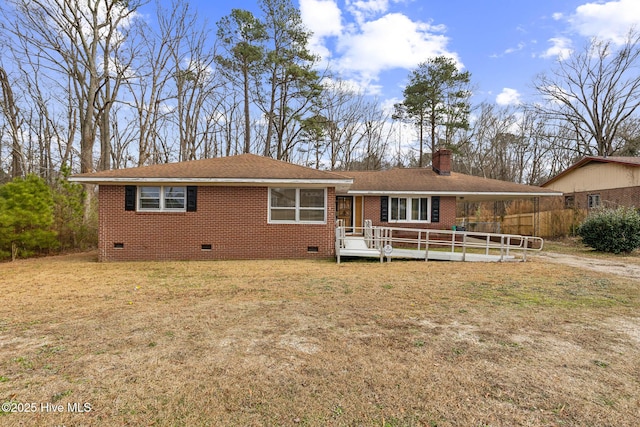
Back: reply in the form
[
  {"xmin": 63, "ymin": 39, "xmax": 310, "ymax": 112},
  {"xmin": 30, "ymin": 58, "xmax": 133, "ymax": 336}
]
[
  {"xmin": 542, "ymin": 156, "xmax": 640, "ymax": 210},
  {"xmin": 70, "ymin": 150, "xmax": 560, "ymax": 261}
]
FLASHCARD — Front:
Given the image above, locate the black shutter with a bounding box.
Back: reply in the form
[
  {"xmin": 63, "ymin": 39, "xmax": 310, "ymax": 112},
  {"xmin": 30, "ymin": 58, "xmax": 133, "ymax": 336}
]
[
  {"xmin": 125, "ymin": 186, "xmax": 136, "ymax": 211},
  {"xmin": 431, "ymin": 196, "xmax": 440, "ymax": 223},
  {"xmin": 186, "ymin": 186, "xmax": 197, "ymax": 212},
  {"xmin": 380, "ymin": 196, "xmax": 388, "ymax": 222}
]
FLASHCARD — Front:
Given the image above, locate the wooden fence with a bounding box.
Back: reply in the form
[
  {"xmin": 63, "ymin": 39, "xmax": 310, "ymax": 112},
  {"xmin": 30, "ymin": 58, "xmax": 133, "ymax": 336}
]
[{"xmin": 458, "ymin": 209, "xmax": 587, "ymax": 237}]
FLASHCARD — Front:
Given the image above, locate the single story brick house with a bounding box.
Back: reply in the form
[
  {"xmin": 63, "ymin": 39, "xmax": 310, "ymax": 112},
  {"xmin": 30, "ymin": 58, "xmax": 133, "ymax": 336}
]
[
  {"xmin": 542, "ymin": 156, "xmax": 640, "ymax": 210},
  {"xmin": 70, "ymin": 150, "xmax": 560, "ymax": 261}
]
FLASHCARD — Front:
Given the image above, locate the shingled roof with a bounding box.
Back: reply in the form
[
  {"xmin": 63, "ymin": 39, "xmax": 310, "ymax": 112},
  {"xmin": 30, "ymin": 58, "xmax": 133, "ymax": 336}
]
[
  {"xmin": 342, "ymin": 168, "xmax": 560, "ymax": 201},
  {"xmin": 70, "ymin": 153, "xmax": 561, "ymax": 200},
  {"xmin": 70, "ymin": 153, "xmax": 353, "ymax": 186}
]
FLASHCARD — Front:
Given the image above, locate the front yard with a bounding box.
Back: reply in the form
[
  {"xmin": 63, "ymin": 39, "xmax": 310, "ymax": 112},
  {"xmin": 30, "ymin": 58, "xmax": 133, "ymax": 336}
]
[{"xmin": 1, "ymin": 251, "xmax": 639, "ymax": 426}]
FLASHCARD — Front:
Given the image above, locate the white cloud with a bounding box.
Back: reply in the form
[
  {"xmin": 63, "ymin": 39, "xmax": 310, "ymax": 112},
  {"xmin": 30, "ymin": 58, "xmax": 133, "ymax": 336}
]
[
  {"xmin": 540, "ymin": 37, "xmax": 573, "ymax": 60},
  {"xmin": 496, "ymin": 88, "xmax": 522, "ymax": 106},
  {"xmin": 337, "ymin": 13, "xmax": 451, "ymax": 70},
  {"xmin": 301, "ymin": 0, "xmax": 343, "ymax": 38},
  {"xmin": 332, "ymin": 13, "xmax": 457, "ymax": 95},
  {"xmin": 504, "ymin": 42, "xmax": 525, "ymax": 55},
  {"xmin": 321, "ymin": 77, "xmax": 367, "ymax": 95},
  {"xmin": 492, "ymin": 42, "xmax": 525, "ymax": 58},
  {"xmin": 346, "ymin": 0, "xmax": 391, "ymax": 25},
  {"xmin": 569, "ymin": 0, "xmax": 640, "ymax": 44},
  {"xmin": 300, "ymin": 0, "xmax": 344, "ymax": 60},
  {"xmin": 300, "ymin": 0, "xmax": 458, "ymax": 96}
]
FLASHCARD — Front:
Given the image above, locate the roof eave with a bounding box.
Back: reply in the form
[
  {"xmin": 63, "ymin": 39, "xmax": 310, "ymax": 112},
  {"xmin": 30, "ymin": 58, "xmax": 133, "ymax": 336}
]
[
  {"xmin": 68, "ymin": 176, "xmax": 354, "ymax": 187},
  {"xmin": 347, "ymin": 190, "xmax": 562, "ymax": 197},
  {"xmin": 542, "ymin": 156, "xmax": 640, "ymax": 187}
]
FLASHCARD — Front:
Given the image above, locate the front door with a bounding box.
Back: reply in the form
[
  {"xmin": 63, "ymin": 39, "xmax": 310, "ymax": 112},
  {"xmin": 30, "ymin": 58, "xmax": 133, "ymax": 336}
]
[{"xmin": 336, "ymin": 196, "xmax": 353, "ymax": 230}]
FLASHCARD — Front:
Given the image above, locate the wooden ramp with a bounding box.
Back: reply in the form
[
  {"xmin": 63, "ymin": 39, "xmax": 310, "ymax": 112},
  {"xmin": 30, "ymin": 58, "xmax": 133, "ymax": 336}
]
[{"xmin": 336, "ymin": 221, "xmax": 542, "ymax": 264}]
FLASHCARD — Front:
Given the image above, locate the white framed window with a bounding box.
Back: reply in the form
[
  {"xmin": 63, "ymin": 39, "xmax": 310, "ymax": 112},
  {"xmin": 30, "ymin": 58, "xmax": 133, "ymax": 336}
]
[
  {"xmin": 138, "ymin": 186, "xmax": 186, "ymax": 212},
  {"xmin": 163, "ymin": 186, "xmax": 186, "ymax": 210},
  {"xmin": 269, "ymin": 188, "xmax": 326, "ymax": 223},
  {"xmin": 389, "ymin": 196, "xmax": 430, "ymax": 222},
  {"xmin": 587, "ymin": 194, "xmax": 601, "ymax": 209}
]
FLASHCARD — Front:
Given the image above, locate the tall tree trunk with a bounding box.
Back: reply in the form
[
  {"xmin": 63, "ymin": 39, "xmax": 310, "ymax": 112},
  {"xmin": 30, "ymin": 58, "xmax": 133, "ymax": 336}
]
[
  {"xmin": 243, "ymin": 68, "xmax": 251, "ymax": 154},
  {"xmin": 0, "ymin": 67, "xmax": 24, "ymax": 177}
]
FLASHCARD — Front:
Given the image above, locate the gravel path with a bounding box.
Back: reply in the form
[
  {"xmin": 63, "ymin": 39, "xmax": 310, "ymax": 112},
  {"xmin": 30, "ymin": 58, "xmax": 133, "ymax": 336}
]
[{"xmin": 534, "ymin": 252, "xmax": 640, "ymax": 281}]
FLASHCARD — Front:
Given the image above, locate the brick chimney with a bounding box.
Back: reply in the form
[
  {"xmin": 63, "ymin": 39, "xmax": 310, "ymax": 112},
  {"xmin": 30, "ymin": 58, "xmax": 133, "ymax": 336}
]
[{"xmin": 432, "ymin": 148, "xmax": 452, "ymax": 176}]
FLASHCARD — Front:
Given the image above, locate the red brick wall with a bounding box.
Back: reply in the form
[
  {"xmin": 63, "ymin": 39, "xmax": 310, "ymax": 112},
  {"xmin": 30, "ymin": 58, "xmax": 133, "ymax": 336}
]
[
  {"xmin": 432, "ymin": 149, "xmax": 452, "ymax": 175},
  {"xmin": 98, "ymin": 185, "xmax": 336, "ymax": 261},
  {"xmin": 566, "ymin": 186, "xmax": 640, "ymax": 210},
  {"xmin": 362, "ymin": 195, "xmax": 457, "ymax": 230}
]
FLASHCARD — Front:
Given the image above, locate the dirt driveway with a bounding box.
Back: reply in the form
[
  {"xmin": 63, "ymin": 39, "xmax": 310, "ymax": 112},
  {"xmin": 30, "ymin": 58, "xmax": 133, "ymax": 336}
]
[{"xmin": 534, "ymin": 252, "xmax": 640, "ymax": 281}]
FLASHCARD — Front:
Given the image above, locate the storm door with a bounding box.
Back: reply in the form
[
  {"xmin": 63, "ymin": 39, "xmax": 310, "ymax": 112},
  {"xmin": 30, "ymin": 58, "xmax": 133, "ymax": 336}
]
[{"xmin": 336, "ymin": 196, "xmax": 354, "ymax": 231}]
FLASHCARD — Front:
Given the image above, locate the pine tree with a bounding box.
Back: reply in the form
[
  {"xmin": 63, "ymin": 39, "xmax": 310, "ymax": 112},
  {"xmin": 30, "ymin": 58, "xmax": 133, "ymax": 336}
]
[
  {"xmin": 0, "ymin": 175, "xmax": 58, "ymax": 260},
  {"xmin": 394, "ymin": 56, "xmax": 472, "ymax": 167}
]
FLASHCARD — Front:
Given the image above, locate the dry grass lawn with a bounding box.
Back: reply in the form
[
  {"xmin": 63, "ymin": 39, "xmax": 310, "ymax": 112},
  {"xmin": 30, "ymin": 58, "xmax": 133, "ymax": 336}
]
[{"xmin": 1, "ymin": 251, "xmax": 639, "ymax": 426}]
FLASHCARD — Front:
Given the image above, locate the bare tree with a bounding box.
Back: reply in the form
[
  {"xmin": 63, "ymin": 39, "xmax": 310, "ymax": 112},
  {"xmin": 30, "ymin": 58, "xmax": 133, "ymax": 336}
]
[
  {"xmin": 161, "ymin": 1, "xmax": 220, "ymax": 162},
  {"xmin": 615, "ymin": 117, "xmax": 640, "ymax": 156},
  {"xmin": 3, "ymin": 0, "xmax": 142, "ymax": 173},
  {"xmin": 354, "ymin": 115, "xmax": 392, "ymax": 171},
  {"xmin": 1, "ymin": 0, "xmax": 143, "ymax": 223},
  {"xmin": 122, "ymin": 0, "xmax": 189, "ymax": 166},
  {"xmin": 457, "ymin": 103, "xmax": 512, "ymax": 179},
  {"xmin": 515, "ymin": 108, "xmax": 553, "ymax": 185},
  {"xmin": 213, "ymin": 85, "xmax": 244, "ymax": 157},
  {"xmin": 312, "ymin": 79, "xmax": 368, "ymax": 170},
  {"xmin": 534, "ymin": 29, "xmax": 640, "ymax": 156},
  {"xmin": 0, "ymin": 66, "xmax": 24, "ymax": 177},
  {"xmin": 95, "ymin": 2, "xmax": 140, "ymax": 171}
]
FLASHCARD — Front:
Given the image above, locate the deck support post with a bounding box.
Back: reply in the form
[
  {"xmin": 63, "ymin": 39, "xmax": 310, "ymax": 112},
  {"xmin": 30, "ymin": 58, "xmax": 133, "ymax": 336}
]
[
  {"xmin": 462, "ymin": 233, "xmax": 466, "ymax": 261},
  {"xmin": 425, "ymin": 231, "xmax": 430, "ymax": 261}
]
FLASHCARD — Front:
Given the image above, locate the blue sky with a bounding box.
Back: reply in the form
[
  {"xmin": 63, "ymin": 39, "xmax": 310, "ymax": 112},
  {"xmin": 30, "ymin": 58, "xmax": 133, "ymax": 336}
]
[{"xmin": 152, "ymin": 0, "xmax": 640, "ymax": 109}]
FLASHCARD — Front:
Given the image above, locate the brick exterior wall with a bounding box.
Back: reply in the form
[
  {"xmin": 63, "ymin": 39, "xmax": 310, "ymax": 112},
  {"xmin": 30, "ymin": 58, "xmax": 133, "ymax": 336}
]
[
  {"xmin": 98, "ymin": 185, "xmax": 336, "ymax": 261},
  {"xmin": 565, "ymin": 186, "xmax": 640, "ymax": 210},
  {"xmin": 362, "ymin": 195, "xmax": 457, "ymax": 230}
]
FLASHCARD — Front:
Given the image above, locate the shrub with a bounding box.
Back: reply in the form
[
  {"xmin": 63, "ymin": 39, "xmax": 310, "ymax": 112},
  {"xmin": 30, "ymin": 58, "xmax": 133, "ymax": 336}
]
[{"xmin": 577, "ymin": 207, "xmax": 640, "ymax": 254}]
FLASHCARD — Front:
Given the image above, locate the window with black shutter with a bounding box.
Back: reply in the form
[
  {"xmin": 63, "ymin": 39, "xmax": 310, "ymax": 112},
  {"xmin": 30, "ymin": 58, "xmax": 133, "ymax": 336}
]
[
  {"xmin": 129, "ymin": 185, "xmax": 188, "ymax": 212},
  {"xmin": 387, "ymin": 196, "xmax": 431, "ymax": 222}
]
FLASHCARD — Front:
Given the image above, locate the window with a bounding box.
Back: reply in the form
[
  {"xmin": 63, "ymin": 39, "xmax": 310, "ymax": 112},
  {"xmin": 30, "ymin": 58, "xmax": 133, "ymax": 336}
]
[
  {"xmin": 138, "ymin": 186, "xmax": 186, "ymax": 211},
  {"xmin": 389, "ymin": 197, "xmax": 430, "ymax": 222},
  {"xmin": 588, "ymin": 194, "xmax": 601, "ymax": 209},
  {"xmin": 269, "ymin": 188, "xmax": 326, "ymax": 223},
  {"xmin": 164, "ymin": 187, "xmax": 185, "ymax": 209},
  {"xmin": 564, "ymin": 195, "xmax": 575, "ymax": 208},
  {"xmin": 139, "ymin": 186, "xmax": 161, "ymax": 209}
]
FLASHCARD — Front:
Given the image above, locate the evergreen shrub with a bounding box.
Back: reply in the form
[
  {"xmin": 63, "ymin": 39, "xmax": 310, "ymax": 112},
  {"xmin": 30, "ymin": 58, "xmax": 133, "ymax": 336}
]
[{"xmin": 577, "ymin": 207, "xmax": 640, "ymax": 254}]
